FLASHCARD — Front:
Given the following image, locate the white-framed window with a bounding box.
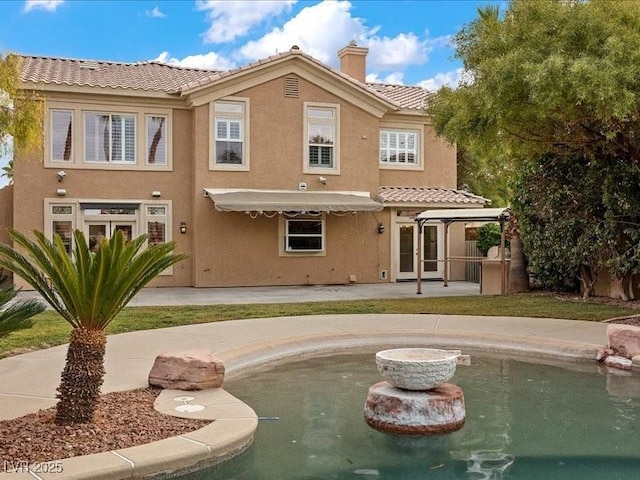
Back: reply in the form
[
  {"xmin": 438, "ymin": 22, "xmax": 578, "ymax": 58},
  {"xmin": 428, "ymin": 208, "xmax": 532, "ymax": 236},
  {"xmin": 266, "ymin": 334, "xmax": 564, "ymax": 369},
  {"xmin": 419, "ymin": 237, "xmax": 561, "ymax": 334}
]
[
  {"xmin": 85, "ymin": 112, "xmax": 136, "ymax": 163},
  {"xmin": 380, "ymin": 130, "xmax": 419, "ymax": 166},
  {"xmin": 49, "ymin": 203, "xmax": 75, "ymax": 254},
  {"xmin": 211, "ymin": 99, "xmax": 249, "ymax": 170},
  {"xmin": 51, "ymin": 110, "xmax": 73, "ymax": 162},
  {"xmin": 285, "ymin": 218, "xmax": 325, "ymax": 252},
  {"xmin": 45, "ymin": 199, "xmax": 174, "ymax": 274},
  {"xmin": 146, "ymin": 115, "xmax": 167, "ymax": 165},
  {"xmin": 304, "ymin": 103, "xmax": 339, "ymax": 173},
  {"xmin": 146, "ymin": 205, "xmax": 168, "ymax": 246}
]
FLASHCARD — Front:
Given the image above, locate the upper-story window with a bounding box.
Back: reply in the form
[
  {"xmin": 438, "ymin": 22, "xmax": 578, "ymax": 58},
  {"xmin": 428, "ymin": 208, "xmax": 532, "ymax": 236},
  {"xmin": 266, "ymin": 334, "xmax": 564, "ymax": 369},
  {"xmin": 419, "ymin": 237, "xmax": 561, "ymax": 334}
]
[
  {"xmin": 46, "ymin": 104, "xmax": 172, "ymax": 170},
  {"xmin": 211, "ymin": 99, "xmax": 249, "ymax": 170},
  {"xmin": 380, "ymin": 130, "xmax": 419, "ymax": 166},
  {"xmin": 304, "ymin": 103, "xmax": 340, "ymax": 174},
  {"xmin": 51, "ymin": 110, "xmax": 73, "ymax": 162},
  {"xmin": 146, "ymin": 116, "xmax": 167, "ymax": 165},
  {"xmin": 85, "ymin": 112, "xmax": 136, "ymax": 163}
]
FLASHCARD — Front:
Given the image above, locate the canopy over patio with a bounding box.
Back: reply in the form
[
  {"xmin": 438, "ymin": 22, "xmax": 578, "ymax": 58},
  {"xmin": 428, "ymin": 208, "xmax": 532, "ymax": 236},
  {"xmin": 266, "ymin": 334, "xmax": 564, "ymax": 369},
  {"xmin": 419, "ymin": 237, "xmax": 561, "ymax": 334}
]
[
  {"xmin": 204, "ymin": 189, "xmax": 383, "ymax": 213},
  {"xmin": 415, "ymin": 207, "xmax": 510, "ymax": 295}
]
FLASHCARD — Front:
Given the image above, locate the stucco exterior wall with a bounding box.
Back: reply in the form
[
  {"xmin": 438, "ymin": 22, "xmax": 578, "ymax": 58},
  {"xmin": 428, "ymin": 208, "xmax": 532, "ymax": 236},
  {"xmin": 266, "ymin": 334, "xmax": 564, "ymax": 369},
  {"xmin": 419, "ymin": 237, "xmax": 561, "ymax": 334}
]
[
  {"xmin": 11, "ymin": 58, "xmax": 471, "ymax": 290},
  {"xmin": 12, "ymin": 100, "xmax": 195, "ymax": 288},
  {"xmin": 379, "ymin": 124, "xmax": 456, "ymax": 188},
  {"xmin": 192, "ymin": 75, "xmax": 388, "ymax": 287}
]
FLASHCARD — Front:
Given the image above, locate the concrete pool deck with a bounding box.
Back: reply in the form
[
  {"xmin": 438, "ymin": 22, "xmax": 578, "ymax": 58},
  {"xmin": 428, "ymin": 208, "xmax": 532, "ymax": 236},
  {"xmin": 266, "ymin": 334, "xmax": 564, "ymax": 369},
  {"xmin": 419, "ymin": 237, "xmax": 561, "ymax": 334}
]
[{"xmin": 0, "ymin": 284, "xmax": 612, "ymax": 478}]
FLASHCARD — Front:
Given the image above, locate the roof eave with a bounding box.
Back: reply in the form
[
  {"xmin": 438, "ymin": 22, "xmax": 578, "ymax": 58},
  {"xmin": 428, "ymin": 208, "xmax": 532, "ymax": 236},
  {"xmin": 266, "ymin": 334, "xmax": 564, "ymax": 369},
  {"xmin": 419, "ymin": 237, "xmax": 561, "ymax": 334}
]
[{"xmin": 21, "ymin": 81, "xmax": 182, "ymax": 99}]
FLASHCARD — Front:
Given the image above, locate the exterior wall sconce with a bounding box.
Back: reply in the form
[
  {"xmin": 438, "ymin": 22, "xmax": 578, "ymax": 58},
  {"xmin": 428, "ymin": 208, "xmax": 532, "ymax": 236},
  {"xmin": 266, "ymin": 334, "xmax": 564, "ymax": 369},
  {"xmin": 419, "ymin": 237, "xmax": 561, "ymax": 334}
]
[
  {"xmin": 377, "ymin": 223, "xmax": 385, "ymax": 234},
  {"xmin": 180, "ymin": 222, "xmax": 187, "ymax": 234},
  {"xmin": 56, "ymin": 188, "xmax": 67, "ymax": 197},
  {"xmin": 151, "ymin": 191, "xmax": 162, "ymax": 198}
]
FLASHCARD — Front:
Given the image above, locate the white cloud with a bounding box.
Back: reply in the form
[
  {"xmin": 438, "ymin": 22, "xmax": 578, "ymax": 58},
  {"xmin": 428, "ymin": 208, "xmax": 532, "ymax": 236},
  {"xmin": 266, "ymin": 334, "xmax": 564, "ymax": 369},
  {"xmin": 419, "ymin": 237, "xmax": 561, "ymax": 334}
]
[
  {"xmin": 23, "ymin": 0, "xmax": 63, "ymax": 12},
  {"xmin": 238, "ymin": 0, "xmax": 367, "ymax": 65},
  {"xmin": 145, "ymin": 6, "xmax": 166, "ymax": 18},
  {"xmin": 366, "ymin": 33, "xmax": 426, "ymax": 71},
  {"xmin": 235, "ymin": 1, "xmax": 450, "ymax": 81},
  {"xmin": 153, "ymin": 51, "xmax": 236, "ymax": 71},
  {"xmin": 417, "ymin": 68, "xmax": 465, "ymax": 91},
  {"xmin": 366, "ymin": 72, "xmax": 404, "ymax": 85},
  {"xmin": 197, "ymin": 0, "xmax": 296, "ymax": 44}
]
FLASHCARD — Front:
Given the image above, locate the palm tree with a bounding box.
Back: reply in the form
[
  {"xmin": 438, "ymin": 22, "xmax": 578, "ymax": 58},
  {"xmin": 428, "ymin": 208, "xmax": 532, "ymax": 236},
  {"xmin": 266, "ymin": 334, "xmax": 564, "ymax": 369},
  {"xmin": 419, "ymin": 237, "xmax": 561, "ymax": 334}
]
[
  {"xmin": 1, "ymin": 159, "xmax": 14, "ymax": 185},
  {"xmin": 0, "ymin": 285, "xmax": 45, "ymax": 337},
  {"xmin": 0, "ymin": 229, "xmax": 187, "ymax": 425}
]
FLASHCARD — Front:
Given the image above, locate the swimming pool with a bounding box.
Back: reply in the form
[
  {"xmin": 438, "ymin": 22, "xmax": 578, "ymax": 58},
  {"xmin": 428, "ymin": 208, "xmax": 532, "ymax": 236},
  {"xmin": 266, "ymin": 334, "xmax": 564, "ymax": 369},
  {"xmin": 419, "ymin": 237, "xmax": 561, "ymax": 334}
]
[{"xmin": 176, "ymin": 353, "xmax": 640, "ymax": 479}]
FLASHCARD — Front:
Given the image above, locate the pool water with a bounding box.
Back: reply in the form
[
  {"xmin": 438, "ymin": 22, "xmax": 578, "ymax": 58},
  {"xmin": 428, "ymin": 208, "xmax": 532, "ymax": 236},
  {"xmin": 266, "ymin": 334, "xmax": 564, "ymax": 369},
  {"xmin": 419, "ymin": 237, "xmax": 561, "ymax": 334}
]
[{"xmin": 177, "ymin": 354, "xmax": 640, "ymax": 479}]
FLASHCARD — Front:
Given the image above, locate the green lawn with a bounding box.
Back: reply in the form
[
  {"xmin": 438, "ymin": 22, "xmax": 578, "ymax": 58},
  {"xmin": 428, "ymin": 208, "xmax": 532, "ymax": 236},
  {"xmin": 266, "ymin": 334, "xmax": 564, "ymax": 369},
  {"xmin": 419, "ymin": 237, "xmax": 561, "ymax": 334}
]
[{"xmin": 0, "ymin": 293, "xmax": 635, "ymax": 359}]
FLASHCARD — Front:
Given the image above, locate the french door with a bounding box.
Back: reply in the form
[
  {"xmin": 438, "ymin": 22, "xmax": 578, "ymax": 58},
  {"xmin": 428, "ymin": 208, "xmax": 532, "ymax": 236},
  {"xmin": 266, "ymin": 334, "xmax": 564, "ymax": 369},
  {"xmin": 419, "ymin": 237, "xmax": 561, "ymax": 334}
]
[
  {"xmin": 85, "ymin": 221, "xmax": 135, "ymax": 252},
  {"xmin": 396, "ymin": 223, "xmax": 443, "ymax": 280}
]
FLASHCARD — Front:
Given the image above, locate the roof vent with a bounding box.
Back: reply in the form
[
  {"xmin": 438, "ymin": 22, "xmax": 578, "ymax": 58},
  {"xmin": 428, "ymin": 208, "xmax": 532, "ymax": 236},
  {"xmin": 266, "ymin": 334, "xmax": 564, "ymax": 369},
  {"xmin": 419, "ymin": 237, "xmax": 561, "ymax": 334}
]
[
  {"xmin": 284, "ymin": 76, "xmax": 299, "ymax": 98},
  {"xmin": 79, "ymin": 61, "xmax": 99, "ymax": 70}
]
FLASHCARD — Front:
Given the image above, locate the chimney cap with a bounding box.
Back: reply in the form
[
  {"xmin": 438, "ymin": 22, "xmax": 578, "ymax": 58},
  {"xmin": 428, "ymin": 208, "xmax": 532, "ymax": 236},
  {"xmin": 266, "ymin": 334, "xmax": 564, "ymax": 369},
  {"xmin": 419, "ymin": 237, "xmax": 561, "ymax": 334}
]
[{"xmin": 290, "ymin": 45, "xmax": 301, "ymax": 53}]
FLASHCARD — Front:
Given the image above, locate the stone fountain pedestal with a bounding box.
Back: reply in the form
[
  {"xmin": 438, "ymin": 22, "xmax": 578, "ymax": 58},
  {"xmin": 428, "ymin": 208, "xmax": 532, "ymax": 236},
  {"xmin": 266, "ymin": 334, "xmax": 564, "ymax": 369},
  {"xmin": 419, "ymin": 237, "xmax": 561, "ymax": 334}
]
[{"xmin": 364, "ymin": 348, "xmax": 469, "ymax": 436}]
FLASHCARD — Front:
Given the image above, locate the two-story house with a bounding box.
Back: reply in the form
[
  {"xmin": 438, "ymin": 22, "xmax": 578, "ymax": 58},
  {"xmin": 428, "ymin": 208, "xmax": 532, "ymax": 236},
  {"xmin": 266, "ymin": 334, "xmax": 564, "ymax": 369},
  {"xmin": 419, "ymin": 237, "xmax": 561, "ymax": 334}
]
[{"xmin": 0, "ymin": 44, "xmax": 488, "ymax": 288}]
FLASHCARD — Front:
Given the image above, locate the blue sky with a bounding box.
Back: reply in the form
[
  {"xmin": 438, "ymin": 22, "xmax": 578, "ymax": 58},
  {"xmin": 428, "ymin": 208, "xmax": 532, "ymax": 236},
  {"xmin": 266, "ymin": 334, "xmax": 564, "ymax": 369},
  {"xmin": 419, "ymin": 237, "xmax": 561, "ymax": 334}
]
[{"xmin": 0, "ymin": 0, "xmax": 498, "ymax": 186}]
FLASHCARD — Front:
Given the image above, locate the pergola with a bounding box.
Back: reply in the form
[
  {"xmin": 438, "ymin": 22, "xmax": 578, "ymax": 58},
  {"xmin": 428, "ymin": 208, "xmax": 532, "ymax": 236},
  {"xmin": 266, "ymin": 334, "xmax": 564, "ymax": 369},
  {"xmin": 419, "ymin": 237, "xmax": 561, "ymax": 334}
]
[{"xmin": 414, "ymin": 207, "xmax": 511, "ymax": 295}]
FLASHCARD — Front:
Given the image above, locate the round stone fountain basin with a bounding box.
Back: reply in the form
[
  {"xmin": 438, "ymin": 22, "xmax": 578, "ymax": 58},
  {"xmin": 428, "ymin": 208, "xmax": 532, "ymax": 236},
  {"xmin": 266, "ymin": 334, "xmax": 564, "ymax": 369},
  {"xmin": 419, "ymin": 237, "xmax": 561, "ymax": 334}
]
[{"xmin": 375, "ymin": 348, "xmax": 460, "ymax": 391}]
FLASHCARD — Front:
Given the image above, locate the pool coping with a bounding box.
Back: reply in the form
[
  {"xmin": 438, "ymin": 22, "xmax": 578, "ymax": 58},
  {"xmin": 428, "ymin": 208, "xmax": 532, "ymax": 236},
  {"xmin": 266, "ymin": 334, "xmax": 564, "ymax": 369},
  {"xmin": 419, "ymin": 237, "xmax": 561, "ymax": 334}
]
[{"xmin": 0, "ymin": 314, "xmax": 613, "ymax": 479}]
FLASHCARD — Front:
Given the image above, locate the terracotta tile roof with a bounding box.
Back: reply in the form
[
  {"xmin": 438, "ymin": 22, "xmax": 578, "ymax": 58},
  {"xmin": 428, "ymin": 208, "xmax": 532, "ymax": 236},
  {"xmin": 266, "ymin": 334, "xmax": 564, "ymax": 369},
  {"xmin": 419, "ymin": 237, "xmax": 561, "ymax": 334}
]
[
  {"xmin": 19, "ymin": 55, "xmax": 218, "ymax": 94},
  {"xmin": 367, "ymin": 83, "xmax": 431, "ymax": 111},
  {"xmin": 377, "ymin": 186, "xmax": 490, "ymax": 206},
  {"xmin": 17, "ymin": 51, "xmax": 427, "ymax": 109}
]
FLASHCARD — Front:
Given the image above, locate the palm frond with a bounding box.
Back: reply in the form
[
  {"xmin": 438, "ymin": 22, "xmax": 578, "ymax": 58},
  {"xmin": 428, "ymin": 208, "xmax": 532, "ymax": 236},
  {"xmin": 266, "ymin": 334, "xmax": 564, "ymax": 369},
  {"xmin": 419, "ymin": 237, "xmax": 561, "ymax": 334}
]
[
  {"xmin": 0, "ymin": 229, "xmax": 187, "ymax": 331},
  {"xmin": 0, "ymin": 285, "xmax": 45, "ymax": 337}
]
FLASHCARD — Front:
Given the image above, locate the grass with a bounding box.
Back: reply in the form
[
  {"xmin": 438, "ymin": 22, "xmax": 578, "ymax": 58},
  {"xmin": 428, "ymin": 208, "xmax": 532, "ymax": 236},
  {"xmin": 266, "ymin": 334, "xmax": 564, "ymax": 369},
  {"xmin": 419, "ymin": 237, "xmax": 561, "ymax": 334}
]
[{"xmin": 0, "ymin": 293, "xmax": 636, "ymax": 359}]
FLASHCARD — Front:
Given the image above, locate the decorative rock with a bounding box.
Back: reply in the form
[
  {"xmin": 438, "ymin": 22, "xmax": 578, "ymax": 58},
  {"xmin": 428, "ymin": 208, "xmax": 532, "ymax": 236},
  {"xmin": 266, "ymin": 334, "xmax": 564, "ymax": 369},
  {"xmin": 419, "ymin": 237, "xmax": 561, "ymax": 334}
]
[
  {"xmin": 364, "ymin": 381, "xmax": 465, "ymax": 435},
  {"xmin": 148, "ymin": 351, "xmax": 225, "ymax": 390},
  {"xmin": 604, "ymin": 355, "xmax": 633, "ymax": 371},
  {"xmin": 607, "ymin": 324, "xmax": 640, "ymax": 359},
  {"xmin": 375, "ymin": 348, "xmax": 460, "ymax": 391},
  {"xmin": 596, "ymin": 348, "xmax": 616, "ymax": 362},
  {"xmin": 633, "ymin": 355, "xmax": 640, "ymax": 370}
]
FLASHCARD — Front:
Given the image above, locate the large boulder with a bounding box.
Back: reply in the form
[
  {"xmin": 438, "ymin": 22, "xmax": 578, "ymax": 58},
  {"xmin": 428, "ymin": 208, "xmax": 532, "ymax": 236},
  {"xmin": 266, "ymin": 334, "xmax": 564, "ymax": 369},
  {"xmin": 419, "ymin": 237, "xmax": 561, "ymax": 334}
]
[
  {"xmin": 148, "ymin": 351, "xmax": 225, "ymax": 390},
  {"xmin": 607, "ymin": 324, "xmax": 640, "ymax": 359}
]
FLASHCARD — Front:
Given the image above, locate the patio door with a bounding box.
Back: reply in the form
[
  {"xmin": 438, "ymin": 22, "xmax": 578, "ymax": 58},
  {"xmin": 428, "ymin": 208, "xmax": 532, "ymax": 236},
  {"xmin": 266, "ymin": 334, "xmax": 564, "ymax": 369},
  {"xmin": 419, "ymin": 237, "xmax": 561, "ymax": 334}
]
[
  {"xmin": 396, "ymin": 223, "xmax": 443, "ymax": 280},
  {"xmin": 85, "ymin": 221, "xmax": 135, "ymax": 251}
]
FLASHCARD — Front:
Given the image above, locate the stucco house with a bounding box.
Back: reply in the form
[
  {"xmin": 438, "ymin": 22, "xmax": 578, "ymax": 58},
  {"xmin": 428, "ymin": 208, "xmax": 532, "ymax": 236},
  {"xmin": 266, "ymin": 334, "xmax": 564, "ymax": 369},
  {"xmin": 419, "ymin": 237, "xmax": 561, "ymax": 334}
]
[{"xmin": 0, "ymin": 44, "xmax": 488, "ymax": 288}]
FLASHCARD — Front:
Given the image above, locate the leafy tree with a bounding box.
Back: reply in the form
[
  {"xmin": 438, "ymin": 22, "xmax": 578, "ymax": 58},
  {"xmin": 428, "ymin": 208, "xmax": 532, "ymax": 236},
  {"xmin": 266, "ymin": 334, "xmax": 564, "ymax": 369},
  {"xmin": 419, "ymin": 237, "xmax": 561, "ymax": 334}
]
[
  {"xmin": 0, "ymin": 53, "xmax": 43, "ymax": 157},
  {"xmin": 0, "ymin": 285, "xmax": 44, "ymax": 337},
  {"xmin": 429, "ymin": 0, "xmax": 640, "ymax": 299},
  {"xmin": 457, "ymin": 146, "xmax": 510, "ymax": 207},
  {"xmin": 512, "ymin": 154, "xmax": 640, "ymax": 299},
  {"xmin": 0, "ymin": 230, "xmax": 187, "ymax": 425},
  {"xmin": 430, "ymin": 0, "xmax": 640, "ymax": 165},
  {"xmin": 476, "ymin": 223, "xmax": 502, "ymax": 256}
]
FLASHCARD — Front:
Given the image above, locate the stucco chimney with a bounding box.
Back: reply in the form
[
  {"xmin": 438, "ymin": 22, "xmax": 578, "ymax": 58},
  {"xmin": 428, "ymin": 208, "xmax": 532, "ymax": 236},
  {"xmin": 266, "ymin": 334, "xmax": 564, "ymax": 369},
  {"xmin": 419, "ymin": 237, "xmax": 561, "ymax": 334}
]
[{"xmin": 338, "ymin": 41, "xmax": 369, "ymax": 83}]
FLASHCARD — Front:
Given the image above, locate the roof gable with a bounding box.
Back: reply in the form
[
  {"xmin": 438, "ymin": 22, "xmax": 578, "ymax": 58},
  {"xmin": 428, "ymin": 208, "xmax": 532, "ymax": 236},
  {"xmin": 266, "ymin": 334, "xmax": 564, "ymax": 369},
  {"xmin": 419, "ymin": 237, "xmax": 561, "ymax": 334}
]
[{"xmin": 182, "ymin": 49, "xmax": 398, "ymax": 118}]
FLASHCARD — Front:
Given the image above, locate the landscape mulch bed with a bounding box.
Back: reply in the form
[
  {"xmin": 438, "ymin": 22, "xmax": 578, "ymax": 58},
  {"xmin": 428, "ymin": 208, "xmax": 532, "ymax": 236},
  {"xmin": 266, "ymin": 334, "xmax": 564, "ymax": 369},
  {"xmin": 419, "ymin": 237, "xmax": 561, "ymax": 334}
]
[{"xmin": 0, "ymin": 388, "xmax": 209, "ymax": 463}]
